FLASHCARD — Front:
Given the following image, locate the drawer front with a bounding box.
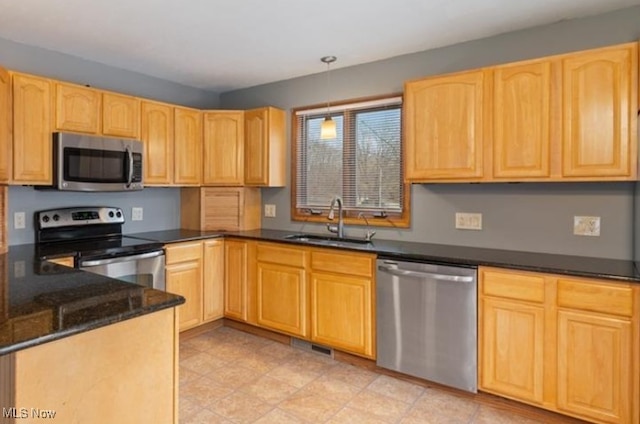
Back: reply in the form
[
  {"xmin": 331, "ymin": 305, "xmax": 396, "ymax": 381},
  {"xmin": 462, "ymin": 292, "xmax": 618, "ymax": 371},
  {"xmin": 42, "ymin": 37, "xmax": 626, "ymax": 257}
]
[
  {"xmin": 557, "ymin": 278, "xmax": 633, "ymax": 317},
  {"xmin": 311, "ymin": 249, "xmax": 374, "ymax": 277},
  {"xmin": 481, "ymin": 268, "xmax": 545, "ymax": 303},
  {"xmin": 257, "ymin": 243, "xmax": 307, "ymax": 268},
  {"xmin": 165, "ymin": 241, "xmax": 202, "ymax": 265}
]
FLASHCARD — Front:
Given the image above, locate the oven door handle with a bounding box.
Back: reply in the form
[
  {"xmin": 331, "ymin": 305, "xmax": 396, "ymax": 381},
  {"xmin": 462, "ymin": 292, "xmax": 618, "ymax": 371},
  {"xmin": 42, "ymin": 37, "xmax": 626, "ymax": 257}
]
[
  {"xmin": 79, "ymin": 250, "xmax": 164, "ymax": 267},
  {"xmin": 377, "ymin": 264, "xmax": 475, "ymax": 283}
]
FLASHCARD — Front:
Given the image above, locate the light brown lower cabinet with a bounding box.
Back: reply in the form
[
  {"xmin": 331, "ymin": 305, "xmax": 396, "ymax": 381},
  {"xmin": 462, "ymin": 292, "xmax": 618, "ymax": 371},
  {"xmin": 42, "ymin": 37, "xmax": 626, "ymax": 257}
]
[
  {"xmin": 228, "ymin": 241, "xmax": 376, "ymax": 359},
  {"xmin": 0, "ymin": 308, "xmax": 179, "ymax": 424},
  {"xmin": 479, "ymin": 266, "xmax": 639, "ymax": 424},
  {"xmin": 203, "ymin": 239, "xmax": 225, "ymax": 322},
  {"xmin": 224, "ymin": 239, "xmax": 250, "ymax": 322},
  {"xmin": 166, "ymin": 239, "xmax": 225, "ymax": 331},
  {"xmin": 309, "ymin": 249, "xmax": 375, "ymax": 359},
  {"xmin": 255, "ymin": 242, "xmax": 309, "ymax": 338}
]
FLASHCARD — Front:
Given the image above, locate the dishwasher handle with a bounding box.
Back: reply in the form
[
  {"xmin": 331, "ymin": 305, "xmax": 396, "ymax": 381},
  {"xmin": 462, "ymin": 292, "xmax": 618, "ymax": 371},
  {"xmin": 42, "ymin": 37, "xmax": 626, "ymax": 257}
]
[
  {"xmin": 377, "ymin": 264, "xmax": 475, "ymax": 283},
  {"xmin": 79, "ymin": 250, "xmax": 164, "ymax": 267}
]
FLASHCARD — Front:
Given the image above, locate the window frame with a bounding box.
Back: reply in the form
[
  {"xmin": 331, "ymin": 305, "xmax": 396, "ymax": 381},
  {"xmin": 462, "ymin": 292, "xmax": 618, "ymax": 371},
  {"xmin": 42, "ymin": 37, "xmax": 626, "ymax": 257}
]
[{"xmin": 291, "ymin": 94, "xmax": 410, "ymax": 228}]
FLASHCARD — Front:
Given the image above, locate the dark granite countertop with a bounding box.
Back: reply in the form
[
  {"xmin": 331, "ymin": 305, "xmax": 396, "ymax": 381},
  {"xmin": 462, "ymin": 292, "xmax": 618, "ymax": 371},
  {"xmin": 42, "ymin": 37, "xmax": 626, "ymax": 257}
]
[
  {"xmin": 129, "ymin": 228, "xmax": 640, "ymax": 283},
  {"xmin": 229, "ymin": 229, "xmax": 640, "ymax": 283},
  {"xmin": 0, "ymin": 244, "xmax": 184, "ymax": 356},
  {"xmin": 127, "ymin": 229, "xmax": 223, "ymax": 244}
]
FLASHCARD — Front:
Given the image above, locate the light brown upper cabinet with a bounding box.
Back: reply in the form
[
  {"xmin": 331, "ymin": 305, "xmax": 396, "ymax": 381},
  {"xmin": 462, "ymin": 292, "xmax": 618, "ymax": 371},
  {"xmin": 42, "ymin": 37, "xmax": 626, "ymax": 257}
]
[
  {"xmin": 174, "ymin": 106, "xmax": 202, "ymax": 186},
  {"xmin": 55, "ymin": 84, "xmax": 140, "ymax": 139},
  {"xmin": 203, "ymin": 111, "xmax": 244, "ymax": 185},
  {"xmin": 561, "ymin": 43, "xmax": 637, "ymax": 179},
  {"xmin": 102, "ymin": 92, "xmax": 139, "ymax": 139},
  {"xmin": 0, "ymin": 66, "xmax": 11, "ymax": 183},
  {"xmin": 12, "ymin": 73, "xmax": 52, "ymax": 185},
  {"xmin": 492, "ymin": 60, "xmax": 554, "ymax": 179},
  {"xmin": 140, "ymin": 100, "xmax": 174, "ymax": 185},
  {"xmin": 405, "ymin": 42, "xmax": 638, "ymax": 183},
  {"xmin": 55, "ymin": 82, "xmax": 100, "ymax": 134},
  {"xmin": 404, "ymin": 69, "xmax": 488, "ymax": 181},
  {"xmin": 244, "ymin": 107, "xmax": 286, "ymax": 186}
]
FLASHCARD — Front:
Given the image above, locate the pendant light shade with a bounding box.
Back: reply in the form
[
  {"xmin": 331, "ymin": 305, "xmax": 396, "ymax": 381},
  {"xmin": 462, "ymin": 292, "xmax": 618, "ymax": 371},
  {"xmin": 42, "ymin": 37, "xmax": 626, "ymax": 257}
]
[
  {"xmin": 320, "ymin": 55, "xmax": 337, "ymax": 140},
  {"xmin": 320, "ymin": 116, "xmax": 337, "ymax": 139}
]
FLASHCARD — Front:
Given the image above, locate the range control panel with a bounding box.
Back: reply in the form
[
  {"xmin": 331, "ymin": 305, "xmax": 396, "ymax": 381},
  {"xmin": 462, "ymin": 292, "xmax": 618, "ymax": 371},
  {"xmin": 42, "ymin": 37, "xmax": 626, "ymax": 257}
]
[{"xmin": 36, "ymin": 207, "xmax": 125, "ymax": 229}]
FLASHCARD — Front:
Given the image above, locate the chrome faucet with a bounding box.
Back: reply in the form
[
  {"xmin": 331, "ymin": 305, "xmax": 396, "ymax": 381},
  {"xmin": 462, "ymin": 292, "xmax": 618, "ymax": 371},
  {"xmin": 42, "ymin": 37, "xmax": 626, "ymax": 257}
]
[{"xmin": 326, "ymin": 196, "xmax": 344, "ymax": 238}]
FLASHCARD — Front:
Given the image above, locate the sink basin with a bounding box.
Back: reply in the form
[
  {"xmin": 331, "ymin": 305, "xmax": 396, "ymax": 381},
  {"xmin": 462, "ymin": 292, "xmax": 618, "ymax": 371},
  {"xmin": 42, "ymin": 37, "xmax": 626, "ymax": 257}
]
[{"xmin": 284, "ymin": 234, "xmax": 372, "ymax": 247}]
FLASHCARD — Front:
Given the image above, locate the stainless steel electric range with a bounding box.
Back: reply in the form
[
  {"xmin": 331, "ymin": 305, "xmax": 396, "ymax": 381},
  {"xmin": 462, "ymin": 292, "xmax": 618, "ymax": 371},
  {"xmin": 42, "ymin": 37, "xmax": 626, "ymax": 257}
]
[{"xmin": 35, "ymin": 206, "xmax": 165, "ymax": 290}]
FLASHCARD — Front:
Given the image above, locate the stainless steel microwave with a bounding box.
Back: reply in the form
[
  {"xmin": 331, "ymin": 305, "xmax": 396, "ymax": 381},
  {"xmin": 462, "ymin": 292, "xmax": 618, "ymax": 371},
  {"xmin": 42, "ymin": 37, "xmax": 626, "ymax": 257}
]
[{"xmin": 50, "ymin": 132, "xmax": 144, "ymax": 192}]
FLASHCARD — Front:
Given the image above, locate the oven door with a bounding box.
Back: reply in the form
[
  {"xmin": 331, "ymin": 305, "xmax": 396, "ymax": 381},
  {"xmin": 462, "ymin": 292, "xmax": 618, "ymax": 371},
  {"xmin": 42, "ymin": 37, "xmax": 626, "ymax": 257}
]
[{"xmin": 78, "ymin": 250, "xmax": 165, "ymax": 291}]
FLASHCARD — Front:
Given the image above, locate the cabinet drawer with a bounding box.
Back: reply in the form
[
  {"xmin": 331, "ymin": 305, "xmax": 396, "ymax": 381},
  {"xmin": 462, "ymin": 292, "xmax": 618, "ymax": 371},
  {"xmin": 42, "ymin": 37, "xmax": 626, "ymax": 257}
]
[
  {"xmin": 311, "ymin": 250, "xmax": 374, "ymax": 277},
  {"xmin": 557, "ymin": 278, "xmax": 633, "ymax": 317},
  {"xmin": 257, "ymin": 243, "xmax": 307, "ymax": 268},
  {"xmin": 481, "ymin": 268, "xmax": 545, "ymax": 303},
  {"xmin": 165, "ymin": 241, "xmax": 202, "ymax": 265}
]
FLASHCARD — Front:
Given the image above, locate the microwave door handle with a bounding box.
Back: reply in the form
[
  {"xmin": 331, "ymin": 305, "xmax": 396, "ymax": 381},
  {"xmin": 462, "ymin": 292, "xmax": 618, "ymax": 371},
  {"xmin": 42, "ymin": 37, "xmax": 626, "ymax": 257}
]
[{"xmin": 126, "ymin": 146, "xmax": 134, "ymax": 188}]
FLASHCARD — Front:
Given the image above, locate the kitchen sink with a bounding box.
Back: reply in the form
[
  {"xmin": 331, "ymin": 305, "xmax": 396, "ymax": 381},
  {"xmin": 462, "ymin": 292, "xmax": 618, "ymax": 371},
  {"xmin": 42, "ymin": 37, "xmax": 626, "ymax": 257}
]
[{"xmin": 283, "ymin": 233, "xmax": 372, "ymax": 247}]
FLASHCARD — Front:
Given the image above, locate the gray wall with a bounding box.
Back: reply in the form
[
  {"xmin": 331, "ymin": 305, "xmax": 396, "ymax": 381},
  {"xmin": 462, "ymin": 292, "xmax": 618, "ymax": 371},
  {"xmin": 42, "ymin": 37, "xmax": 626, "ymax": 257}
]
[
  {"xmin": 221, "ymin": 5, "xmax": 640, "ymax": 260},
  {"xmin": 8, "ymin": 186, "xmax": 181, "ymax": 245},
  {"xmin": 0, "ymin": 37, "xmax": 220, "ymax": 108},
  {"xmin": 1, "ymin": 37, "xmax": 218, "ymax": 246}
]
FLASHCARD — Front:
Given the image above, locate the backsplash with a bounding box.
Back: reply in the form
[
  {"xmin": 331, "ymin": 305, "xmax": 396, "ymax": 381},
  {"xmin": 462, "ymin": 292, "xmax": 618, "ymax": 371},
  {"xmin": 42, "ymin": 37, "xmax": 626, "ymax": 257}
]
[{"xmin": 8, "ymin": 186, "xmax": 181, "ymax": 245}]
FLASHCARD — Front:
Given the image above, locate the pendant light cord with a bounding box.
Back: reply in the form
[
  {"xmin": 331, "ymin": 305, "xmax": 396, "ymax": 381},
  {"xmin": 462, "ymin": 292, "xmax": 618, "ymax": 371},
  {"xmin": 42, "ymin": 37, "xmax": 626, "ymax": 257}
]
[{"xmin": 321, "ymin": 56, "xmax": 337, "ymax": 118}]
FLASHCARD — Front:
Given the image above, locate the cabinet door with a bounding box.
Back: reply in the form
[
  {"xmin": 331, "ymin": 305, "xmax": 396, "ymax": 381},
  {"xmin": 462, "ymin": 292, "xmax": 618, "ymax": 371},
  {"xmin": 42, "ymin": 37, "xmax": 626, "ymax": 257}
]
[
  {"xmin": 102, "ymin": 92, "xmax": 139, "ymax": 138},
  {"xmin": 203, "ymin": 111, "xmax": 244, "ymax": 185},
  {"xmin": 404, "ymin": 70, "xmax": 487, "ymax": 181},
  {"xmin": 557, "ymin": 310, "xmax": 632, "ymax": 424},
  {"xmin": 141, "ymin": 101, "xmax": 174, "ymax": 185},
  {"xmin": 202, "ymin": 188, "xmax": 242, "ymax": 231},
  {"xmin": 493, "ymin": 61, "xmax": 553, "ymax": 179},
  {"xmin": 12, "ymin": 73, "xmax": 52, "ymax": 184},
  {"xmin": 562, "ymin": 43, "xmax": 637, "ymax": 179},
  {"xmin": 55, "ymin": 83, "xmax": 100, "ymax": 134},
  {"xmin": 174, "ymin": 107, "xmax": 202, "ymax": 186},
  {"xmin": 0, "ymin": 67, "xmax": 10, "ymax": 183},
  {"xmin": 203, "ymin": 239, "xmax": 224, "ymax": 322},
  {"xmin": 480, "ymin": 297, "xmax": 545, "ymax": 404},
  {"xmin": 166, "ymin": 260, "xmax": 202, "ymax": 331},
  {"xmin": 224, "ymin": 240, "xmax": 247, "ymax": 321},
  {"xmin": 310, "ymin": 271, "xmax": 373, "ymax": 357},
  {"xmin": 244, "ymin": 107, "xmax": 285, "ymax": 187},
  {"xmin": 256, "ymin": 262, "xmax": 307, "ymax": 337}
]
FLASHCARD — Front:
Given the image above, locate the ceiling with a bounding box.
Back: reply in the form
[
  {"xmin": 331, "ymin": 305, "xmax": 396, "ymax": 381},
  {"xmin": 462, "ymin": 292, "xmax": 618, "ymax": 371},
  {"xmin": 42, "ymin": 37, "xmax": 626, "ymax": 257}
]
[{"xmin": 0, "ymin": 0, "xmax": 638, "ymax": 93}]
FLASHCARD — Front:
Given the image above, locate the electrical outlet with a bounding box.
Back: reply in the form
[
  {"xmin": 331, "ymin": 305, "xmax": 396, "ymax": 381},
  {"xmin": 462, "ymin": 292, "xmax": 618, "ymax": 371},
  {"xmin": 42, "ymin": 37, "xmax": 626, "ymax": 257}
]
[
  {"xmin": 574, "ymin": 216, "xmax": 600, "ymax": 236},
  {"xmin": 455, "ymin": 212, "xmax": 482, "ymax": 230},
  {"xmin": 13, "ymin": 261, "xmax": 25, "ymax": 278},
  {"xmin": 265, "ymin": 204, "xmax": 276, "ymax": 218},
  {"xmin": 132, "ymin": 207, "xmax": 143, "ymax": 221},
  {"xmin": 14, "ymin": 212, "xmax": 26, "ymax": 229}
]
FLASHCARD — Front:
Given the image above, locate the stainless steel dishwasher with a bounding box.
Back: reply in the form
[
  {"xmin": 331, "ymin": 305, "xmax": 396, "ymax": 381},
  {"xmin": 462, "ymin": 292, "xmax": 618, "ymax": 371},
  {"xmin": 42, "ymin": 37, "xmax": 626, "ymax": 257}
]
[{"xmin": 376, "ymin": 258, "xmax": 478, "ymax": 393}]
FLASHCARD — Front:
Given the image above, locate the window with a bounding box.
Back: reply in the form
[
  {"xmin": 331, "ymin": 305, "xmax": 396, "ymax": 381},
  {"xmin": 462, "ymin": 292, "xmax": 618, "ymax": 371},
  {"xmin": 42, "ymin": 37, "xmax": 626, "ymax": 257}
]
[{"xmin": 292, "ymin": 95, "xmax": 409, "ymax": 227}]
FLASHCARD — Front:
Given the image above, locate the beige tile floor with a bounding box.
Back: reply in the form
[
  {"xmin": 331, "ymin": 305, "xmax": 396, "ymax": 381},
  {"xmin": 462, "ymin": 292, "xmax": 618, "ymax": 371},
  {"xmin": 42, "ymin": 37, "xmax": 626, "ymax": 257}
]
[{"xmin": 179, "ymin": 327, "xmax": 571, "ymax": 424}]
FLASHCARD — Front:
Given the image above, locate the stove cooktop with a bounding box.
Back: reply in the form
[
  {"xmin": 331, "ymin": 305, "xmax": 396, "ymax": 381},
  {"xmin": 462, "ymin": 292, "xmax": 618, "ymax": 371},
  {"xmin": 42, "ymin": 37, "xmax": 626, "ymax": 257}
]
[{"xmin": 37, "ymin": 236, "xmax": 163, "ymax": 261}]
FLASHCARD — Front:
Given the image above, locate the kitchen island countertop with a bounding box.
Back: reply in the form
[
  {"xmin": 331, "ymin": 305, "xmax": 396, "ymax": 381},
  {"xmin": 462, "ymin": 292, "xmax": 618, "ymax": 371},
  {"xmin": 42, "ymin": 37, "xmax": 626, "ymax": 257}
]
[{"xmin": 0, "ymin": 244, "xmax": 184, "ymax": 356}]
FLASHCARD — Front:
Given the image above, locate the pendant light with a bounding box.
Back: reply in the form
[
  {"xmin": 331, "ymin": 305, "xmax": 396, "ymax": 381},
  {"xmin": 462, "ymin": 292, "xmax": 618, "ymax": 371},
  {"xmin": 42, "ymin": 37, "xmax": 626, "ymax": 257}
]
[{"xmin": 320, "ymin": 56, "xmax": 337, "ymax": 139}]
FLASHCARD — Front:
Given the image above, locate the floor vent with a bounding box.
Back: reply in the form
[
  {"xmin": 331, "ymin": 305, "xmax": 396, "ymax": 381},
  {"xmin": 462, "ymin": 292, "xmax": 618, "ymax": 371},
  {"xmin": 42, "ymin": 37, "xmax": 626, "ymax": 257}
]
[{"xmin": 290, "ymin": 338, "xmax": 334, "ymax": 358}]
